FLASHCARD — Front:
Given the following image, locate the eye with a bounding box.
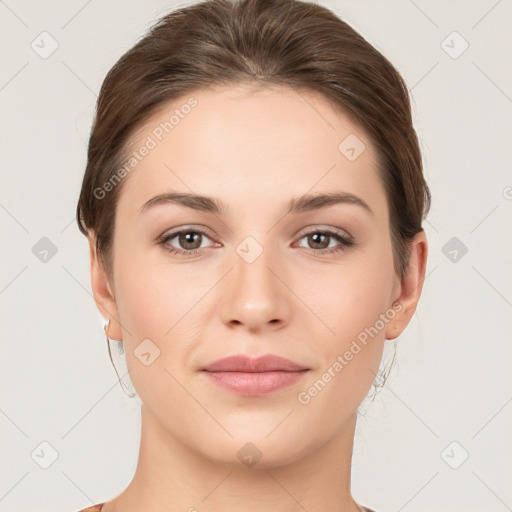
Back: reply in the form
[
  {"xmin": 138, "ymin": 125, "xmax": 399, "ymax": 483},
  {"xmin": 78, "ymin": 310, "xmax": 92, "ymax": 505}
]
[
  {"xmin": 295, "ymin": 228, "xmax": 354, "ymax": 256},
  {"xmin": 157, "ymin": 228, "xmax": 218, "ymax": 256},
  {"xmin": 157, "ymin": 226, "xmax": 354, "ymax": 258}
]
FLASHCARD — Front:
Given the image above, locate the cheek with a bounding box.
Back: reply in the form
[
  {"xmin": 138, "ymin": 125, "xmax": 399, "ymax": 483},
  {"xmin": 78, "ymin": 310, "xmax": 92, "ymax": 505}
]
[
  {"xmin": 113, "ymin": 229, "xmax": 201, "ymax": 336},
  {"xmin": 321, "ymin": 273, "xmax": 389, "ymax": 367},
  {"xmin": 294, "ymin": 272, "xmax": 391, "ymax": 426},
  {"xmin": 310, "ymin": 248, "xmax": 395, "ymax": 388},
  {"xmin": 112, "ymin": 259, "xmax": 195, "ymax": 406},
  {"xmin": 288, "ymin": 278, "xmax": 392, "ymax": 449},
  {"xmin": 310, "ymin": 242, "xmax": 395, "ymax": 340},
  {"xmin": 116, "ymin": 261, "xmax": 200, "ymax": 341}
]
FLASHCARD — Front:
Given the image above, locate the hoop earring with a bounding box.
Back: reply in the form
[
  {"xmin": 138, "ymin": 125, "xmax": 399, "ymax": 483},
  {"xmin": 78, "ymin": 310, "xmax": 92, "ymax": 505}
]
[
  {"xmin": 104, "ymin": 317, "xmax": 134, "ymax": 397},
  {"xmin": 104, "ymin": 316, "xmax": 122, "ymax": 342},
  {"xmin": 104, "ymin": 316, "xmax": 123, "ymax": 367}
]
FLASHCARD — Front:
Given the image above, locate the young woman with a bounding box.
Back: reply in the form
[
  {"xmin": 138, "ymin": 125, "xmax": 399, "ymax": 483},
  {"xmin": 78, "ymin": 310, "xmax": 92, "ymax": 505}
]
[{"xmin": 75, "ymin": 0, "xmax": 429, "ymax": 510}]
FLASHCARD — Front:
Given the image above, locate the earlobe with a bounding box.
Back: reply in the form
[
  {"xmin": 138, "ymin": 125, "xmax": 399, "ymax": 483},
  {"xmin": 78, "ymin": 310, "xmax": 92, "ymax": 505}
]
[
  {"xmin": 87, "ymin": 233, "xmax": 123, "ymax": 340},
  {"xmin": 385, "ymin": 230, "xmax": 428, "ymax": 340}
]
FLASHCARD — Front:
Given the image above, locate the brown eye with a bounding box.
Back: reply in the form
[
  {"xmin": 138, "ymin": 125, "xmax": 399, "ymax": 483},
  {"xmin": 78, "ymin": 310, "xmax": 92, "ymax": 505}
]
[
  {"xmin": 307, "ymin": 232, "xmax": 330, "ymax": 249},
  {"xmin": 158, "ymin": 227, "xmax": 217, "ymax": 257},
  {"xmin": 177, "ymin": 231, "xmax": 203, "ymax": 250},
  {"xmin": 296, "ymin": 229, "xmax": 354, "ymax": 256}
]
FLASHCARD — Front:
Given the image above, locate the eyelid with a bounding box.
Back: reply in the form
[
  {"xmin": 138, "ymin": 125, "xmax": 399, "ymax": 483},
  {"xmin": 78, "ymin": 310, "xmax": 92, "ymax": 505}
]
[
  {"xmin": 157, "ymin": 224, "xmax": 355, "ymax": 256},
  {"xmin": 157, "ymin": 224, "xmax": 217, "ymax": 242},
  {"xmin": 158, "ymin": 224, "xmax": 352, "ymax": 243},
  {"xmin": 295, "ymin": 224, "xmax": 353, "ymax": 241}
]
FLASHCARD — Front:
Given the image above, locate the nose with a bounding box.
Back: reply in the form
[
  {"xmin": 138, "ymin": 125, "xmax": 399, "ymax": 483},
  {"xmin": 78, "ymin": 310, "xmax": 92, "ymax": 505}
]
[{"xmin": 219, "ymin": 245, "xmax": 291, "ymax": 333}]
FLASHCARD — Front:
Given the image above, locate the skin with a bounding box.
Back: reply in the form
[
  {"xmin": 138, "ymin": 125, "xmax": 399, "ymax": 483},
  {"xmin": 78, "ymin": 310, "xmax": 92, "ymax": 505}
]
[{"xmin": 88, "ymin": 84, "xmax": 428, "ymax": 512}]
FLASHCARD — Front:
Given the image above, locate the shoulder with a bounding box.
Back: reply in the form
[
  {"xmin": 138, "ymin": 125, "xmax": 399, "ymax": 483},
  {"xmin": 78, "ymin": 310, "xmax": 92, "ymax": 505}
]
[{"xmin": 76, "ymin": 504, "xmax": 105, "ymax": 512}]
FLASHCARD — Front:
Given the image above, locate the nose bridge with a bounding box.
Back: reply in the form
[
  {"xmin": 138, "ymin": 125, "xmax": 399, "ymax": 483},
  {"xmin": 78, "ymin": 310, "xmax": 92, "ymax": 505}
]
[{"xmin": 219, "ymin": 235, "xmax": 289, "ymax": 330}]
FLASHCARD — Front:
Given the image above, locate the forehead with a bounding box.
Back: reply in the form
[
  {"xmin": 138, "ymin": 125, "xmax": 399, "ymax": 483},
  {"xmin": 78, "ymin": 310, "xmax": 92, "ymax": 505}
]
[{"xmin": 117, "ymin": 84, "xmax": 387, "ymax": 218}]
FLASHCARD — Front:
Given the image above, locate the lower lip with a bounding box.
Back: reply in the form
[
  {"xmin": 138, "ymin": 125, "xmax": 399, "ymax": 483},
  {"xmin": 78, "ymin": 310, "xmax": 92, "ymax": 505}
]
[{"xmin": 202, "ymin": 370, "xmax": 309, "ymax": 396}]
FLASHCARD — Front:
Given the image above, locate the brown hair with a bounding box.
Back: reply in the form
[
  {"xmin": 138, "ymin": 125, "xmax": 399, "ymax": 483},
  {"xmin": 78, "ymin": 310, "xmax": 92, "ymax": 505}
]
[{"xmin": 76, "ymin": 0, "xmax": 430, "ymax": 280}]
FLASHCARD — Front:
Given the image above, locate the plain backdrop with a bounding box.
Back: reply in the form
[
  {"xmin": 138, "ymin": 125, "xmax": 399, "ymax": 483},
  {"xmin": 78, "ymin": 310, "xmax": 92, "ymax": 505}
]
[{"xmin": 1, "ymin": 1, "xmax": 511, "ymax": 511}]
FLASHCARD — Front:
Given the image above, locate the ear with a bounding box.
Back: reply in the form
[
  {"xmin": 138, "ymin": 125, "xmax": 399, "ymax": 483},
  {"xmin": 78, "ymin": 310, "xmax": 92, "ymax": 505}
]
[
  {"xmin": 385, "ymin": 230, "xmax": 428, "ymax": 340},
  {"xmin": 88, "ymin": 233, "xmax": 123, "ymax": 341}
]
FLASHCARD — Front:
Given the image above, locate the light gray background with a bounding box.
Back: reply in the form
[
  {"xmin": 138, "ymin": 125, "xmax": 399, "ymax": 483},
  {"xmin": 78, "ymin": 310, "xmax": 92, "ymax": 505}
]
[{"xmin": 1, "ymin": 1, "xmax": 511, "ymax": 511}]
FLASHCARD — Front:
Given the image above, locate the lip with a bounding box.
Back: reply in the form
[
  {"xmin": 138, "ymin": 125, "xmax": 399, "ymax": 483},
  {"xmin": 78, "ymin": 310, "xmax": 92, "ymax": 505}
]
[
  {"xmin": 201, "ymin": 354, "xmax": 308, "ymax": 372},
  {"xmin": 201, "ymin": 354, "xmax": 310, "ymax": 396}
]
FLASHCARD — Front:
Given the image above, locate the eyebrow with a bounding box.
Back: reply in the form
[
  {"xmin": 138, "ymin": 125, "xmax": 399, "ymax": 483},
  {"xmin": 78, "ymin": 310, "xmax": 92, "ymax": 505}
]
[{"xmin": 139, "ymin": 191, "xmax": 373, "ymax": 216}]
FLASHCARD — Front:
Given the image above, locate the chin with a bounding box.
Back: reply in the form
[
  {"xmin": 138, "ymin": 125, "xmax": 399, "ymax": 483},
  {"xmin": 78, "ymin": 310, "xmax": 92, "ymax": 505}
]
[{"xmin": 191, "ymin": 429, "xmax": 311, "ymax": 470}]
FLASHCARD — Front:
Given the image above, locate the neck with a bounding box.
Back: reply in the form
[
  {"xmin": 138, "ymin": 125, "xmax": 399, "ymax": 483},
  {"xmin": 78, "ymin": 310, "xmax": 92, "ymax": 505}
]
[{"xmin": 105, "ymin": 405, "xmax": 362, "ymax": 512}]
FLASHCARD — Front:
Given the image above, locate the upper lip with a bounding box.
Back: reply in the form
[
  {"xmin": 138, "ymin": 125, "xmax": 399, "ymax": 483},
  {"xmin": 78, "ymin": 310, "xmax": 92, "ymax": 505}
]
[{"xmin": 202, "ymin": 354, "xmax": 309, "ymax": 373}]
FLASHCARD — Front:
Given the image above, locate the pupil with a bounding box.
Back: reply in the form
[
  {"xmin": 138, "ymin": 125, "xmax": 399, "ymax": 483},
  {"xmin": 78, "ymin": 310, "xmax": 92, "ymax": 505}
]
[
  {"xmin": 311, "ymin": 233, "xmax": 328, "ymax": 249},
  {"xmin": 181, "ymin": 232, "xmax": 200, "ymax": 249}
]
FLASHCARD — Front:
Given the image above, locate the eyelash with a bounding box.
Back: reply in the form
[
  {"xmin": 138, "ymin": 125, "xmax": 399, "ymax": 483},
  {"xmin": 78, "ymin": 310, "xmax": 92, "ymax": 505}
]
[{"xmin": 157, "ymin": 227, "xmax": 355, "ymax": 257}]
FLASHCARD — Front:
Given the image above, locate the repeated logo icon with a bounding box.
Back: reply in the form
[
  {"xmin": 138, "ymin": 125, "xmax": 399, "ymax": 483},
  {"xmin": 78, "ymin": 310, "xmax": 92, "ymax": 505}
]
[
  {"xmin": 441, "ymin": 31, "xmax": 469, "ymax": 60},
  {"xmin": 134, "ymin": 338, "xmax": 161, "ymax": 366},
  {"xmin": 31, "ymin": 31, "xmax": 59, "ymax": 59},
  {"xmin": 237, "ymin": 442, "xmax": 263, "ymax": 468},
  {"xmin": 31, "ymin": 237, "xmax": 58, "ymax": 263},
  {"xmin": 338, "ymin": 134, "xmax": 366, "ymax": 162},
  {"xmin": 31, "ymin": 441, "xmax": 59, "ymax": 469},
  {"xmin": 236, "ymin": 236, "xmax": 264, "ymax": 264},
  {"xmin": 441, "ymin": 440, "xmax": 469, "ymax": 470},
  {"xmin": 442, "ymin": 236, "xmax": 468, "ymax": 263}
]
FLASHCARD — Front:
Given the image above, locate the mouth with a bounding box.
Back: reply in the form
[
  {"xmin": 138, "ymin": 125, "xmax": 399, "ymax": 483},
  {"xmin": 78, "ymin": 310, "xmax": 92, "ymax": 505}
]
[
  {"xmin": 200, "ymin": 354, "xmax": 310, "ymax": 396},
  {"xmin": 201, "ymin": 353, "xmax": 309, "ymax": 372},
  {"xmin": 202, "ymin": 369, "xmax": 310, "ymax": 396}
]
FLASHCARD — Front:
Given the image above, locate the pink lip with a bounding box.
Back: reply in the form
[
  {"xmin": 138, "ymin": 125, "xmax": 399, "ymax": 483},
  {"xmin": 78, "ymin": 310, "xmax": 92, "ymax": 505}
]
[
  {"xmin": 201, "ymin": 354, "xmax": 310, "ymax": 396},
  {"xmin": 201, "ymin": 354, "xmax": 308, "ymax": 372}
]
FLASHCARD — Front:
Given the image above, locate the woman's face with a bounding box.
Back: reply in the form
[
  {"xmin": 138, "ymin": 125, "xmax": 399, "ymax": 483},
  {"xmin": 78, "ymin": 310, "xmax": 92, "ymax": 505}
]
[{"xmin": 91, "ymin": 84, "xmax": 425, "ymax": 468}]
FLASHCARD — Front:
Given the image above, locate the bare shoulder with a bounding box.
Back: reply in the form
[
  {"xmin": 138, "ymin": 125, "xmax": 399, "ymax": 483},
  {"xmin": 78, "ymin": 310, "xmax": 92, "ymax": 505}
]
[{"xmin": 76, "ymin": 504, "xmax": 105, "ymax": 512}]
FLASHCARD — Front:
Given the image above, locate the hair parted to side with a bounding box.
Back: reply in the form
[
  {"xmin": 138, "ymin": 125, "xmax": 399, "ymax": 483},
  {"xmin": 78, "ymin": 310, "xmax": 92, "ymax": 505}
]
[{"xmin": 76, "ymin": 0, "xmax": 430, "ymax": 281}]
